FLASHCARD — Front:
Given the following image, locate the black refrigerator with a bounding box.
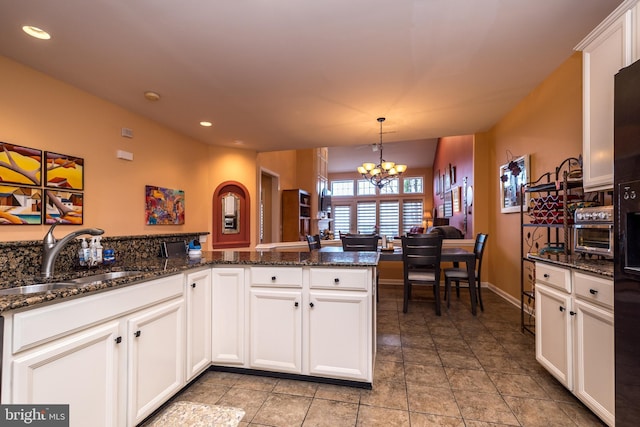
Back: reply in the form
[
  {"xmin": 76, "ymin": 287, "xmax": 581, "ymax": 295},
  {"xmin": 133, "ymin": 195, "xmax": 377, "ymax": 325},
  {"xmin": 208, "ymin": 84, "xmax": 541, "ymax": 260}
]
[{"xmin": 614, "ymin": 58, "xmax": 640, "ymax": 425}]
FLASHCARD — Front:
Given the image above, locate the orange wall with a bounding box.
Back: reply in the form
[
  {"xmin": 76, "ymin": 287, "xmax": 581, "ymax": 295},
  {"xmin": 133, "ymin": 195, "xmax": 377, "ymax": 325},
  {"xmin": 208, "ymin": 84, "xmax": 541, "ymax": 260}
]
[
  {"xmin": 0, "ymin": 55, "xmax": 259, "ymax": 248},
  {"xmin": 485, "ymin": 51, "xmax": 583, "ymax": 299}
]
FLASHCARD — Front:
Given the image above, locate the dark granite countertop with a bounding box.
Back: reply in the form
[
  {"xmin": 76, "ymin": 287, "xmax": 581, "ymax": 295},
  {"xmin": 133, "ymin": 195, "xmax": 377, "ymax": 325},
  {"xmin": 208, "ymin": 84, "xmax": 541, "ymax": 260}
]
[
  {"xmin": 0, "ymin": 250, "xmax": 379, "ymax": 314},
  {"xmin": 527, "ymin": 253, "xmax": 613, "ymax": 278}
]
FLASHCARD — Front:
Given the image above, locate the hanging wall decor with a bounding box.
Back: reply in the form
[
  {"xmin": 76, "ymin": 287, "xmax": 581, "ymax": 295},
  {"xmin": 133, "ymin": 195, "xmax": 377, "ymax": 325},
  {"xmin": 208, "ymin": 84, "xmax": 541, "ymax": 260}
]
[
  {"xmin": 0, "ymin": 142, "xmax": 42, "ymax": 186},
  {"xmin": 145, "ymin": 185, "xmax": 185, "ymax": 225},
  {"xmin": 499, "ymin": 154, "xmax": 530, "ymax": 213},
  {"xmin": 44, "ymin": 189, "xmax": 83, "ymax": 224},
  {"xmin": 45, "ymin": 151, "xmax": 84, "ymax": 190},
  {"xmin": 0, "ymin": 185, "xmax": 42, "ymax": 224}
]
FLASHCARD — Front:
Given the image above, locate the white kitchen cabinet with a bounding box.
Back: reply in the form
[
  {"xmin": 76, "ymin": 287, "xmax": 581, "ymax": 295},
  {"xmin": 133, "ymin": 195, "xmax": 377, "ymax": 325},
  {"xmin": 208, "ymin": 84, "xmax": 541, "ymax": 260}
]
[
  {"xmin": 534, "ymin": 262, "xmax": 615, "ymax": 426},
  {"xmin": 12, "ymin": 321, "xmax": 121, "ymax": 427},
  {"xmin": 577, "ymin": 2, "xmax": 633, "ymax": 192},
  {"xmin": 535, "ymin": 282, "xmax": 574, "ymax": 389},
  {"xmin": 250, "ymin": 288, "xmax": 302, "ymax": 373},
  {"xmin": 3, "ymin": 273, "xmax": 185, "ymax": 427},
  {"xmin": 126, "ymin": 298, "xmax": 185, "ymax": 426},
  {"xmin": 185, "ymin": 268, "xmax": 212, "ymax": 380},
  {"xmin": 574, "ymin": 298, "xmax": 615, "ymax": 426},
  {"xmin": 573, "ymin": 271, "xmax": 615, "ymax": 426},
  {"xmin": 307, "ymin": 291, "xmax": 370, "ymax": 381},
  {"xmin": 211, "ymin": 267, "xmax": 246, "ymax": 365}
]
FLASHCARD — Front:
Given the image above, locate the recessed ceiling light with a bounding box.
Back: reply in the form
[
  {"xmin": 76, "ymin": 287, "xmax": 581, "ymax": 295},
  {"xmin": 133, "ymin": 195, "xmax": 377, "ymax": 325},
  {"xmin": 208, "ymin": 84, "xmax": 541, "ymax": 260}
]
[
  {"xmin": 234, "ymin": 140, "xmax": 245, "ymax": 145},
  {"xmin": 200, "ymin": 121, "xmax": 213, "ymax": 127},
  {"xmin": 143, "ymin": 91, "xmax": 161, "ymax": 102},
  {"xmin": 22, "ymin": 25, "xmax": 51, "ymax": 40}
]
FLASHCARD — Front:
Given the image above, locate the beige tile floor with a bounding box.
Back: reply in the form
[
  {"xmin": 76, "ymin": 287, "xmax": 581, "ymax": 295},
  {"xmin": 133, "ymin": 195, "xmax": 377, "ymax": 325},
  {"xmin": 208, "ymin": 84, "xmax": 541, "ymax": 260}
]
[{"xmin": 143, "ymin": 285, "xmax": 606, "ymax": 426}]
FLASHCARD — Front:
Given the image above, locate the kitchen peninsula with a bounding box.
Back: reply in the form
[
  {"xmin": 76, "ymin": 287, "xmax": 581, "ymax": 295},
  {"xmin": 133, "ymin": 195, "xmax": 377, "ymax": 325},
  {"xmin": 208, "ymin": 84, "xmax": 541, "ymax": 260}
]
[{"xmin": 0, "ymin": 248, "xmax": 378, "ymax": 427}]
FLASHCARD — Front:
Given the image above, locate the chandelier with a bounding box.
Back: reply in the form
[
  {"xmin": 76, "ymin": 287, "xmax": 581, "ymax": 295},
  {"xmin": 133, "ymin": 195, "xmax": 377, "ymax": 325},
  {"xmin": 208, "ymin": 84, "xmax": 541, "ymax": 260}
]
[{"xmin": 357, "ymin": 117, "xmax": 407, "ymax": 189}]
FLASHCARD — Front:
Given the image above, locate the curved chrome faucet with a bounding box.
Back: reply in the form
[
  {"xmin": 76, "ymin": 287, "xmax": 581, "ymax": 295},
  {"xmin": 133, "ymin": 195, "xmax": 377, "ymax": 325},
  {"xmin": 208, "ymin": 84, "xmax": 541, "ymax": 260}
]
[{"xmin": 41, "ymin": 221, "xmax": 105, "ymax": 278}]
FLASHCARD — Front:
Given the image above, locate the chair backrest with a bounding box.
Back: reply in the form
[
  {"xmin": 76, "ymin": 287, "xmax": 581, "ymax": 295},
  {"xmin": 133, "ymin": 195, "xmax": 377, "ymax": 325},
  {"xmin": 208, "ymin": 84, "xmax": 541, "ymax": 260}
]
[
  {"xmin": 401, "ymin": 234, "xmax": 443, "ymax": 270},
  {"xmin": 341, "ymin": 235, "xmax": 379, "ymax": 251},
  {"xmin": 306, "ymin": 234, "xmax": 321, "ymax": 250},
  {"xmin": 474, "ymin": 233, "xmax": 489, "ymax": 275}
]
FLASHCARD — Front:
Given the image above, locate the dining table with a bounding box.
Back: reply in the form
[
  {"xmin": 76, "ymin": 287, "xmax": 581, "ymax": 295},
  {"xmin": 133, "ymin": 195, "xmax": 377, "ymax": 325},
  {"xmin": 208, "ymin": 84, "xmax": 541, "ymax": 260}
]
[{"xmin": 318, "ymin": 245, "xmax": 479, "ymax": 315}]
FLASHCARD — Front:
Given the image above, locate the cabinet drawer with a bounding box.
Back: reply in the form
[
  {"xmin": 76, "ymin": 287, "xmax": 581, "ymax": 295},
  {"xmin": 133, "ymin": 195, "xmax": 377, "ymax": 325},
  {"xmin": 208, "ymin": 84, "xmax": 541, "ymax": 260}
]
[
  {"xmin": 309, "ymin": 268, "xmax": 370, "ymax": 291},
  {"xmin": 250, "ymin": 267, "xmax": 303, "ymax": 287},
  {"xmin": 574, "ymin": 271, "xmax": 613, "ymax": 309},
  {"xmin": 536, "ymin": 263, "xmax": 571, "ymax": 293}
]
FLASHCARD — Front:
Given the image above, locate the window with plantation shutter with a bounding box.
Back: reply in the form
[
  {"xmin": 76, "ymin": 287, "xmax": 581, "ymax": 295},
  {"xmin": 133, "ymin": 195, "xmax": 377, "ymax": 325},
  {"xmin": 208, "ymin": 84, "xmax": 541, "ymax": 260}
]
[
  {"xmin": 333, "ymin": 205, "xmax": 351, "ymax": 236},
  {"xmin": 402, "ymin": 200, "xmax": 424, "ymax": 234},
  {"xmin": 356, "ymin": 202, "xmax": 377, "ymax": 234},
  {"xmin": 379, "ymin": 201, "xmax": 399, "ymax": 237}
]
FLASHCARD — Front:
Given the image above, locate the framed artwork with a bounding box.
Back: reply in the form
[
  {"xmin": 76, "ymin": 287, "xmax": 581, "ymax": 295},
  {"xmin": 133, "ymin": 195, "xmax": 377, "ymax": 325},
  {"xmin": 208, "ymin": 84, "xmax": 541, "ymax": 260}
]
[
  {"xmin": 452, "ymin": 186, "xmax": 461, "ymax": 212},
  {"xmin": 451, "ymin": 165, "xmax": 456, "ymax": 185},
  {"xmin": 499, "ymin": 154, "xmax": 530, "ymax": 214},
  {"xmin": 439, "ymin": 173, "xmax": 444, "ymax": 198},
  {"xmin": 444, "ymin": 168, "xmax": 451, "ymax": 191},
  {"xmin": 145, "ymin": 185, "xmax": 185, "ymax": 225},
  {"xmin": 444, "ymin": 190, "xmax": 453, "ymax": 217},
  {"xmin": 0, "ymin": 142, "xmax": 42, "ymax": 186},
  {"xmin": 437, "ymin": 204, "xmax": 444, "ymax": 218},
  {"xmin": 0, "ymin": 185, "xmax": 42, "ymax": 225},
  {"xmin": 45, "ymin": 151, "xmax": 84, "ymax": 190},
  {"xmin": 44, "ymin": 189, "xmax": 83, "ymax": 224},
  {"xmin": 435, "ymin": 169, "xmax": 440, "ymax": 196}
]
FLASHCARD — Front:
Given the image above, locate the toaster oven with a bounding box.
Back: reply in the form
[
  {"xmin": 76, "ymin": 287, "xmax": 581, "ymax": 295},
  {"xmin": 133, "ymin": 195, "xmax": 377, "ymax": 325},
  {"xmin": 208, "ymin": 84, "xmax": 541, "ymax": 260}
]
[{"xmin": 573, "ymin": 205, "xmax": 614, "ymax": 258}]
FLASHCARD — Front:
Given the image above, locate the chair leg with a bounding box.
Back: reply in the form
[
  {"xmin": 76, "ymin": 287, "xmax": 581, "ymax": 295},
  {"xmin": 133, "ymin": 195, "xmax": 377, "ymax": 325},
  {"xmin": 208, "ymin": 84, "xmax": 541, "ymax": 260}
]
[
  {"xmin": 434, "ymin": 282, "xmax": 441, "ymax": 316},
  {"xmin": 403, "ymin": 281, "xmax": 410, "ymax": 313},
  {"xmin": 477, "ymin": 281, "xmax": 484, "ymax": 311},
  {"xmin": 376, "ymin": 272, "xmax": 379, "ymax": 303},
  {"xmin": 444, "ymin": 278, "xmax": 451, "ymax": 308},
  {"xmin": 455, "ymin": 280, "xmax": 461, "ymax": 298}
]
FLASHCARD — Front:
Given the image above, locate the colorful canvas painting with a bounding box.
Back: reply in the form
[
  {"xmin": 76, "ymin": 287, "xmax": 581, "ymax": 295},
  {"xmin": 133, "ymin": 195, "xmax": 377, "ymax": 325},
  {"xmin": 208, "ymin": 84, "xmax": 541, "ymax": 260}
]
[
  {"xmin": 0, "ymin": 185, "xmax": 42, "ymax": 225},
  {"xmin": 145, "ymin": 185, "xmax": 185, "ymax": 225},
  {"xmin": 0, "ymin": 142, "xmax": 42, "ymax": 186},
  {"xmin": 44, "ymin": 189, "xmax": 83, "ymax": 224},
  {"xmin": 45, "ymin": 151, "xmax": 84, "ymax": 190}
]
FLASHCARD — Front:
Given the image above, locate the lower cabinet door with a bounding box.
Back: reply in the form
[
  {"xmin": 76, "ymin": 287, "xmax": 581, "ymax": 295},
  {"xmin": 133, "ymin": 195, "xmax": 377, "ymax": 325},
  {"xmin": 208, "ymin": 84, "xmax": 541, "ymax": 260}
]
[
  {"xmin": 186, "ymin": 269, "xmax": 212, "ymax": 380},
  {"xmin": 12, "ymin": 321, "xmax": 121, "ymax": 427},
  {"xmin": 211, "ymin": 268, "xmax": 245, "ymax": 365},
  {"xmin": 535, "ymin": 283, "xmax": 573, "ymax": 389},
  {"xmin": 250, "ymin": 289, "xmax": 302, "ymax": 373},
  {"xmin": 307, "ymin": 291, "xmax": 370, "ymax": 381},
  {"xmin": 574, "ymin": 299, "xmax": 615, "ymax": 426},
  {"xmin": 127, "ymin": 298, "xmax": 185, "ymax": 427}
]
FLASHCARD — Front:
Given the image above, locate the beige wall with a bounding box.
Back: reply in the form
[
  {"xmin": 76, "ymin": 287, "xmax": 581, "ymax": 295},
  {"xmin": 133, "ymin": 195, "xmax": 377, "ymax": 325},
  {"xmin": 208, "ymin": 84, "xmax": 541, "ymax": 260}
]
[
  {"xmin": 0, "ymin": 56, "xmax": 260, "ymax": 248},
  {"xmin": 485, "ymin": 52, "xmax": 583, "ymax": 299}
]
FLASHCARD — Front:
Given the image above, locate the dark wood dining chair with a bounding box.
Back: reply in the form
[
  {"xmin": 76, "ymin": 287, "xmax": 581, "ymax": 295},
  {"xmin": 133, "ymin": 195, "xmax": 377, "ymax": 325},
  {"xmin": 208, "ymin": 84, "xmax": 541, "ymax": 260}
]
[
  {"xmin": 444, "ymin": 233, "xmax": 488, "ymax": 311},
  {"xmin": 401, "ymin": 234, "xmax": 443, "ymax": 315},
  {"xmin": 341, "ymin": 235, "xmax": 379, "ymax": 251},
  {"xmin": 341, "ymin": 234, "xmax": 380, "ymax": 302},
  {"xmin": 306, "ymin": 234, "xmax": 321, "ymax": 250}
]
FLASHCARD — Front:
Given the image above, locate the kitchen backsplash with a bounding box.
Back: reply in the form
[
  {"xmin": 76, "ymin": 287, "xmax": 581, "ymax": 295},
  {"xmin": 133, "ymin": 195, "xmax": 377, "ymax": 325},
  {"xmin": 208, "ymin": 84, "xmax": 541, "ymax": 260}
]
[{"xmin": 0, "ymin": 232, "xmax": 207, "ymax": 278}]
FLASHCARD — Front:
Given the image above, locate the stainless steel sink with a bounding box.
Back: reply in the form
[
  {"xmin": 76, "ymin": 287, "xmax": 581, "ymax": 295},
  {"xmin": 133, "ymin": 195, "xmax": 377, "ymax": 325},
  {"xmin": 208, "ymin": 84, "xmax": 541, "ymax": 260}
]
[
  {"xmin": 0, "ymin": 283, "xmax": 78, "ymax": 295},
  {"xmin": 68, "ymin": 270, "xmax": 144, "ymax": 284}
]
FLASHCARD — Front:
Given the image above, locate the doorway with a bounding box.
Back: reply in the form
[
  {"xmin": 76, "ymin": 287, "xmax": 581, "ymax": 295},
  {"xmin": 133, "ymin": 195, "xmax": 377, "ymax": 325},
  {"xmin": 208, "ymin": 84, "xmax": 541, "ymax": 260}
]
[{"xmin": 260, "ymin": 169, "xmax": 280, "ymax": 244}]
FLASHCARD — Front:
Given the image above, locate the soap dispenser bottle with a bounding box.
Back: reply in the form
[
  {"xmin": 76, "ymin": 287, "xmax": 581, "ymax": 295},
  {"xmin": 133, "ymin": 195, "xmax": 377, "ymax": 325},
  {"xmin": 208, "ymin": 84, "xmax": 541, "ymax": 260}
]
[
  {"xmin": 89, "ymin": 237, "xmax": 97, "ymax": 266},
  {"xmin": 78, "ymin": 238, "xmax": 88, "ymax": 266},
  {"xmin": 95, "ymin": 236, "xmax": 103, "ymax": 264}
]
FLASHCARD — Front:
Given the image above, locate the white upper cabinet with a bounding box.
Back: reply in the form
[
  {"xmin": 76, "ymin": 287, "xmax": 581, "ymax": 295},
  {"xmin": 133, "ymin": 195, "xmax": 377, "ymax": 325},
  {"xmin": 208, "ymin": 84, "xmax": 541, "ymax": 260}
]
[{"xmin": 577, "ymin": 1, "xmax": 635, "ymax": 192}]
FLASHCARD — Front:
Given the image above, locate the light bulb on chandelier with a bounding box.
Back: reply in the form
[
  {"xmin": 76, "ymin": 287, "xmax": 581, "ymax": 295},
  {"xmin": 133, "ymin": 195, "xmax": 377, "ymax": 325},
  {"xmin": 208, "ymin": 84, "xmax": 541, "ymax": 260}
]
[{"xmin": 357, "ymin": 117, "xmax": 407, "ymax": 189}]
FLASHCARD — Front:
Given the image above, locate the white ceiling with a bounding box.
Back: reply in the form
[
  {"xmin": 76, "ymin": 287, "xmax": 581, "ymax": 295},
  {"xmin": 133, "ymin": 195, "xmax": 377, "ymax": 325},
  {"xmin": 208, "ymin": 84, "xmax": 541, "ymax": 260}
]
[{"xmin": 0, "ymin": 0, "xmax": 622, "ymax": 173}]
